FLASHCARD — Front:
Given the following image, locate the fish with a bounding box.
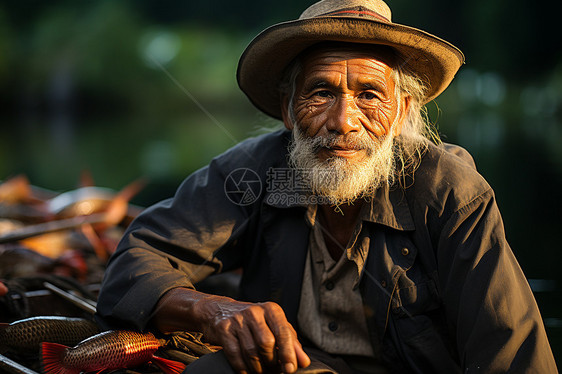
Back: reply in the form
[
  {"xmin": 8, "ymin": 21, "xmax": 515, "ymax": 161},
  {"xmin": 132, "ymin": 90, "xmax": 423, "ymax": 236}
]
[
  {"xmin": 0, "ymin": 175, "xmax": 38, "ymax": 204},
  {"xmin": 0, "ymin": 316, "xmax": 99, "ymax": 354},
  {"xmin": 47, "ymin": 179, "xmax": 145, "ymax": 226},
  {"xmin": 41, "ymin": 330, "xmax": 186, "ymax": 374},
  {"xmin": 0, "ymin": 176, "xmax": 52, "ymax": 223},
  {"xmin": 0, "ymin": 245, "xmax": 54, "ymax": 278},
  {"xmin": 0, "ymin": 246, "xmax": 88, "ymax": 280}
]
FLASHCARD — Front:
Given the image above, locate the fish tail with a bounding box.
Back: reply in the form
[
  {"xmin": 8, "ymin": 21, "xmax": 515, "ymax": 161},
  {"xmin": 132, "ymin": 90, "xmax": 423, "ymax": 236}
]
[
  {"xmin": 41, "ymin": 342, "xmax": 76, "ymax": 374},
  {"xmin": 151, "ymin": 355, "xmax": 187, "ymax": 374}
]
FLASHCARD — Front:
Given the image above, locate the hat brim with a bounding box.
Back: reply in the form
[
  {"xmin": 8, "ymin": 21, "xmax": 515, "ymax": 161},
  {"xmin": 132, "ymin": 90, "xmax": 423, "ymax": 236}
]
[{"xmin": 237, "ymin": 17, "xmax": 464, "ymax": 120}]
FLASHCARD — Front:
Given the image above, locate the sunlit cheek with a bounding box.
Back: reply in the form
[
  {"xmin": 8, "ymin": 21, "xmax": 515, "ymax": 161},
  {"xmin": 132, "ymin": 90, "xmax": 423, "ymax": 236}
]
[
  {"xmin": 293, "ymin": 101, "xmax": 327, "ymax": 137},
  {"xmin": 365, "ymin": 104, "xmax": 395, "ymax": 137}
]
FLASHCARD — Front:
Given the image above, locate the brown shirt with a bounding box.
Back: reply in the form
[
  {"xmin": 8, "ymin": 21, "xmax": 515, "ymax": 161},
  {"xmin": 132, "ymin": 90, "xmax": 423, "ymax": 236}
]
[{"xmin": 298, "ymin": 203, "xmax": 374, "ymax": 357}]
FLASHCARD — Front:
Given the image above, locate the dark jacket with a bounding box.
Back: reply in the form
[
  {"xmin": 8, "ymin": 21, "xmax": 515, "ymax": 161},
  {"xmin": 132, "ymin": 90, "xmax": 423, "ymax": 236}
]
[{"xmin": 96, "ymin": 130, "xmax": 557, "ymax": 373}]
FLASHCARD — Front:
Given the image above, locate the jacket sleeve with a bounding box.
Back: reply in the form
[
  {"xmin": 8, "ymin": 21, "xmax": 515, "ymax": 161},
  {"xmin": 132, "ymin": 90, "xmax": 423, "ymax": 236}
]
[
  {"xmin": 437, "ymin": 188, "xmax": 557, "ymax": 373},
  {"xmin": 95, "ymin": 155, "xmax": 257, "ymax": 331}
]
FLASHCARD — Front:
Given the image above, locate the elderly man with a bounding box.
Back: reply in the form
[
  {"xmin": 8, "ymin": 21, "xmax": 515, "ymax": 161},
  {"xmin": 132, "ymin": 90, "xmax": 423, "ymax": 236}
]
[{"xmin": 96, "ymin": 0, "xmax": 557, "ymax": 373}]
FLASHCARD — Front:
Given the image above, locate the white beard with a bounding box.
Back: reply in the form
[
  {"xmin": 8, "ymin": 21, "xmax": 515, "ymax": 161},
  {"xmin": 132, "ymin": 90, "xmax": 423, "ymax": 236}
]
[{"xmin": 288, "ymin": 126, "xmax": 396, "ymax": 206}]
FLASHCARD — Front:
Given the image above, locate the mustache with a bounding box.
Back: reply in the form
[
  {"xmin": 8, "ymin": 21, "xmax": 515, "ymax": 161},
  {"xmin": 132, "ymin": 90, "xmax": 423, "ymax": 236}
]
[{"xmin": 304, "ymin": 133, "xmax": 381, "ymax": 154}]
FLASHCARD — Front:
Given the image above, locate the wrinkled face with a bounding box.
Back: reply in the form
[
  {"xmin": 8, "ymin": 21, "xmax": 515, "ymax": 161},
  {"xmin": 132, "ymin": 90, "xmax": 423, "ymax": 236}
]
[
  {"xmin": 283, "ymin": 46, "xmax": 409, "ymax": 162},
  {"xmin": 283, "ymin": 45, "xmax": 411, "ymax": 205}
]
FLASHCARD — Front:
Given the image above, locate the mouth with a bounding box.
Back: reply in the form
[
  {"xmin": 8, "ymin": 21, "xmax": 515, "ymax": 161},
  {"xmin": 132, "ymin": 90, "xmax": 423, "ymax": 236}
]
[
  {"xmin": 307, "ymin": 134, "xmax": 368, "ymax": 160},
  {"xmin": 320, "ymin": 145, "xmax": 363, "ymax": 159}
]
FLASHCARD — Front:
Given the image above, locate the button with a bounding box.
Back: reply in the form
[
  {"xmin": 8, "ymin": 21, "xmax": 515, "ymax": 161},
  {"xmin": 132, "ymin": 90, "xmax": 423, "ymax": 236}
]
[
  {"xmin": 325, "ymin": 281, "xmax": 334, "ymax": 290},
  {"xmin": 328, "ymin": 321, "xmax": 338, "ymax": 331},
  {"xmin": 380, "ymin": 280, "xmax": 387, "ymax": 288},
  {"xmin": 401, "ymin": 247, "xmax": 410, "ymax": 256}
]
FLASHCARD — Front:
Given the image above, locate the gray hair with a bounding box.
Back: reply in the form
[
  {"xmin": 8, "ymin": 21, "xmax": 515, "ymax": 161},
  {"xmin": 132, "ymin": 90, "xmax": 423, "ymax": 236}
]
[{"xmin": 278, "ymin": 47, "xmax": 438, "ymax": 183}]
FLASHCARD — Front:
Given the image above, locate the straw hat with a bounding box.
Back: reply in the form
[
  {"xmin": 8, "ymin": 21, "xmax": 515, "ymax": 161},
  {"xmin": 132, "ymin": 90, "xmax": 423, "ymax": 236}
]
[{"xmin": 237, "ymin": 0, "xmax": 464, "ymax": 120}]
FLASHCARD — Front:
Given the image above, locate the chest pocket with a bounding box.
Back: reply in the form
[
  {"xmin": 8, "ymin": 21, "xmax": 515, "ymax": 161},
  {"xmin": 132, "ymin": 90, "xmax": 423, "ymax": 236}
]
[
  {"xmin": 388, "ymin": 237, "xmax": 441, "ymax": 318},
  {"xmin": 392, "ymin": 276, "xmax": 441, "ymax": 317}
]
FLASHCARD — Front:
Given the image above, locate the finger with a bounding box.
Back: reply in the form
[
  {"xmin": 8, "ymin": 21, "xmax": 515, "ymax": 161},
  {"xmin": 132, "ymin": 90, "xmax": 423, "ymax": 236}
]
[
  {"xmin": 293, "ymin": 338, "xmax": 311, "ymax": 369},
  {"xmin": 220, "ymin": 328, "xmax": 250, "ymax": 374},
  {"xmin": 236, "ymin": 326, "xmax": 264, "ymax": 373},
  {"xmin": 262, "ymin": 303, "xmax": 298, "ymax": 373},
  {"xmin": 246, "ymin": 310, "xmax": 277, "ymax": 366},
  {"xmin": 285, "ymin": 324, "xmax": 310, "ymax": 369},
  {"xmin": 276, "ymin": 326, "xmax": 298, "ymax": 373}
]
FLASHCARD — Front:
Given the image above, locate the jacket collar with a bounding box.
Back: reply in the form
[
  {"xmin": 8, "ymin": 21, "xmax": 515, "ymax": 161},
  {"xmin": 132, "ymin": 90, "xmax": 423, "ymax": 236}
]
[
  {"xmin": 264, "ymin": 181, "xmax": 415, "ymax": 232},
  {"xmin": 364, "ymin": 184, "xmax": 415, "ymax": 231}
]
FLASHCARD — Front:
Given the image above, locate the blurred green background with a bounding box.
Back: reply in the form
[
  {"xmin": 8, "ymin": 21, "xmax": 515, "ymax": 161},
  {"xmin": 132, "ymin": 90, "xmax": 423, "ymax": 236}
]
[{"xmin": 1, "ymin": 0, "xmax": 561, "ymax": 365}]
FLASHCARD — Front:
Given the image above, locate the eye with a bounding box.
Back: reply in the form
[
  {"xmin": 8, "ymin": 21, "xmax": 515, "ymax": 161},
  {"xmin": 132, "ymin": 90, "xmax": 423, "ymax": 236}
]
[
  {"xmin": 313, "ymin": 90, "xmax": 333, "ymax": 99},
  {"xmin": 359, "ymin": 91, "xmax": 379, "ymax": 100}
]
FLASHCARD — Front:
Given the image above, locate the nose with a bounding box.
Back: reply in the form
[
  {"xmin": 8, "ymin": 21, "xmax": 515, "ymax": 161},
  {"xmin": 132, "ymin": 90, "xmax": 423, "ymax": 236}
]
[{"xmin": 325, "ymin": 96, "xmax": 362, "ymax": 135}]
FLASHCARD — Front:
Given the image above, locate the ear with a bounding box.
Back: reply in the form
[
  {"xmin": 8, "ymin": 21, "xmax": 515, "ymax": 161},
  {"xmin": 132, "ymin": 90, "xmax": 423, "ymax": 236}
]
[
  {"xmin": 280, "ymin": 95, "xmax": 294, "ymax": 131},
  {"xmin": 393, "ymin": 94, "xmax": 411, "ymax": 137}
]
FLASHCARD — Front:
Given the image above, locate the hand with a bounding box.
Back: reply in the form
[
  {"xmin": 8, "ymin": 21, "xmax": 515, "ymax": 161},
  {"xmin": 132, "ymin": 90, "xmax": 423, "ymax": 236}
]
[
  {"xmin": 152, "ymin": 288, "xmax": 310, "ymax": 374},
  {"xmin": 0, "ymin": 281, "xmax": 7, "ymax": 297},
  {"xmin": 198, "ymin": 297, "xmax": 310, "ymax": 373}
]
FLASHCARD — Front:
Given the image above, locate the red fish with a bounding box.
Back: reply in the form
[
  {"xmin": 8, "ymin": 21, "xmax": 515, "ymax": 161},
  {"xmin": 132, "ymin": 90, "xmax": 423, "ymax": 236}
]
[{"xmin": 41, "ymin": 330, "xmax": 186, "ymax": 374}]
